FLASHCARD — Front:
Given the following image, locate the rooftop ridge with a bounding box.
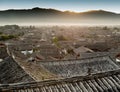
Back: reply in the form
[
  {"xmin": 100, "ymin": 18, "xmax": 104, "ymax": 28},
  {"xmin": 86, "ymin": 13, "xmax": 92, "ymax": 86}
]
[{"xmin": 37, "ymin": 55, "xmax": 111, "ymax": 62}]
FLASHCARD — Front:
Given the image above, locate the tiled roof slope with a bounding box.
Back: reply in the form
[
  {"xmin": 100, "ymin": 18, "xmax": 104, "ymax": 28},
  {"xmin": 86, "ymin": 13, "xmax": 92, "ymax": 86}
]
[
  {"xmin": 1, "ymin": 69, "xmax": 120, "ymax": 92},
  {"xmin": 39, "ymin": 56, "xmax": 120, "ymax": 78},
  {"xmin": 0, "ymin": 46, "xmax": 9, "ymax": 59},
  {"xmin": 0, "ymin": 56, "xmax": 34, "ymax": 84}
]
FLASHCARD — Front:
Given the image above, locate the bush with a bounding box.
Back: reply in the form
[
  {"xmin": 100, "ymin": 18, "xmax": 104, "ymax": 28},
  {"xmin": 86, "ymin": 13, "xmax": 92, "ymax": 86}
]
[
  {"xmin": 57, "ymin": 35, "xmax": 67, "ymax": 41},
  {"xmin": 0, "ymin": 32, "xmax": 3, "ymax": 35},
  {"xmin": 0, "ymin": 34, "xmax": 17, "ymax": 41}
]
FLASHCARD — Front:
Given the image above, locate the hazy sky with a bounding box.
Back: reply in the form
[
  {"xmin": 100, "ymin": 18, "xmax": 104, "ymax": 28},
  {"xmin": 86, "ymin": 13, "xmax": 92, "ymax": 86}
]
[{"xmin": 0, "ymin": 0, "xmax": 120, "ymax": 13}]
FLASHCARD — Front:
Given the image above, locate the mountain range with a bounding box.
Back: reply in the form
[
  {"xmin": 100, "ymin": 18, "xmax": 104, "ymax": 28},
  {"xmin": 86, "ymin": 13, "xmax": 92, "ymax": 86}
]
[{"xmin": 0, "ymin": 7, "xmax": 120, "ymax": 25}]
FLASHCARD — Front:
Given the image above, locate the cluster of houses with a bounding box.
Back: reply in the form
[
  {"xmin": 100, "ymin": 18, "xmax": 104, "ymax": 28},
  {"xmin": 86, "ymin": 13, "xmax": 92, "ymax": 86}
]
[
  {"xmin": 0, "ymin": 28, "xmax": 120, "ymax": 91},
  {"xmin": 8, "ymin": 42, "xmax": 95, "ymax": 62},
  {"xmin": 1, "ymin": 42, "xmax": 120, "ymax": 91}
]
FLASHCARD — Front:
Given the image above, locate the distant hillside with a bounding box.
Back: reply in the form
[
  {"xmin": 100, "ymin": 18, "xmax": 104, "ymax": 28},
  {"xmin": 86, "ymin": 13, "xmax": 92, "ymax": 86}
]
[{"xmin": 0, "ymin": 7, "xmax": 120, "ymax": 25}]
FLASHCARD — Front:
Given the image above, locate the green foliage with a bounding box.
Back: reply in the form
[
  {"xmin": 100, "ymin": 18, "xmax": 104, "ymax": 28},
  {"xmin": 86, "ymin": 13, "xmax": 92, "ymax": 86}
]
[
  {"xmin": 52, "ymin": 37, "xmax": 58, "ymax": 44},
  {"xmin": 52, "ymin": 37, "xmax": 61, "ymax": 47},
  {"xmin": 52, "ymin": 35, "xmax": 67, "ymax": 43},
  {"xmin": 0, "ymin": 32, "xmax": 3, "ymax": 35},
  {"xmin": 57, "ymin": 35, "xmax": 67, "ymax": 41},
  {"xmin": 0, "ymin": 34, "xmax": 17, "ymax": 41},
  {"xmin": 4, "ymin": 25, "xmax": 20, "ymax": 30}
]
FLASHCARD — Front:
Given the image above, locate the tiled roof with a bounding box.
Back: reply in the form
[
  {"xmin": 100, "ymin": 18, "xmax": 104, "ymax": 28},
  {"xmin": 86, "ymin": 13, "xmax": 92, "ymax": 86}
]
[
  {"xmin": 0, "ymin": 47, "xmax": 8, "ymax": 59},
  {"xmin": 1, "ymin": 69, "xmax": 120, "ymax": 92},
  {"xmin": 0, "ymin": 56, "xmax": 34, "ymax": 84},
  {"xmin": 39, "ymin": 56, "xmax": 119, "ymax": 78}
]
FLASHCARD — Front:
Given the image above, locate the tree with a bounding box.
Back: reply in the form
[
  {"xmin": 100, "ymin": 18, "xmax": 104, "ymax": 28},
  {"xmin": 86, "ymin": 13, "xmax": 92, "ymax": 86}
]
[
  {"xmin": 0, "ymin": 32, "xmax": 3, "ymax": 35},
  {"xmin": 57, "ymin": 35, "xmax": 67, "ymax": 41}
]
